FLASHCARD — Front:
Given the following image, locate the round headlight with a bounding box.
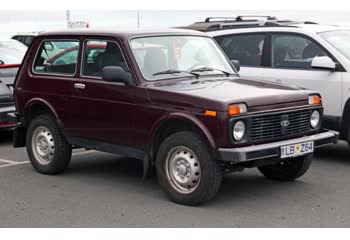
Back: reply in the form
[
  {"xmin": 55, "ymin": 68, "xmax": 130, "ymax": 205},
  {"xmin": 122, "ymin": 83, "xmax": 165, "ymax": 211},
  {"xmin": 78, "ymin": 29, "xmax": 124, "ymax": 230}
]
[
  {"xmin": 311, "ymin": 110, "xmax": 320, "ymax": 128},
  {"xmin": 233, "ymin": 121, "xmax": 246, "ymax": 141}
]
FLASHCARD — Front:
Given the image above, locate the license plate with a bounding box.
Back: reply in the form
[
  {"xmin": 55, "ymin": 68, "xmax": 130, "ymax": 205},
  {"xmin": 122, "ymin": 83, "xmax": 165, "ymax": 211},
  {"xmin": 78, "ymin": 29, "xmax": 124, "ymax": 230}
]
[{"xmin": 281, "ymin": 141, "xmax": 314, "ymax": 159}]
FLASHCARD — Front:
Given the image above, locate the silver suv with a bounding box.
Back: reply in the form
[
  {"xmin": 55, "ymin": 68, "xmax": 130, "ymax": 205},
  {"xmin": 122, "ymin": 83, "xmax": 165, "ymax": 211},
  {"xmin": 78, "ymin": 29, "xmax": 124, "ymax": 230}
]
[{"xmin": 183, "ymin": 16, "xmax": 350, "ymax": 142}]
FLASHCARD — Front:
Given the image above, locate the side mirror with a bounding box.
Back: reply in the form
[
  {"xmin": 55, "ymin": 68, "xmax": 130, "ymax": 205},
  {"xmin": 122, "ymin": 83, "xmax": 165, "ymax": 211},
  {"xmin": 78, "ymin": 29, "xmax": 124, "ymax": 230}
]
[
  {"xmin": 311, "ymin": 56, "xmax": 337, "ymax": 71},
  {"xmin": 231, "ymin": 60, "xmax": 240, "ymax": 72},
  {"xmin": 102, "ymin": 66, "xmax": 132, "ymax": 85}
]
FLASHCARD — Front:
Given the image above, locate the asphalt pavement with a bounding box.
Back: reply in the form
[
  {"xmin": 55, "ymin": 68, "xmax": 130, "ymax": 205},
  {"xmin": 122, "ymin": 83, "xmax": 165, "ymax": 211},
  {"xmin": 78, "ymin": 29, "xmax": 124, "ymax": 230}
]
[{"xmin": 0, "ymin": 130, "xmax": 350, "ymax": 227}]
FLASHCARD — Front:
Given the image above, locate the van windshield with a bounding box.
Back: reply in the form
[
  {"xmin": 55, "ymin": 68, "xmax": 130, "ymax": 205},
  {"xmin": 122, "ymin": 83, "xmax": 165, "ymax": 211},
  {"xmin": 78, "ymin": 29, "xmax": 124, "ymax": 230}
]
[{"xmin": 130, "ymin": 36, "xmax": 235, "ymax": 81}]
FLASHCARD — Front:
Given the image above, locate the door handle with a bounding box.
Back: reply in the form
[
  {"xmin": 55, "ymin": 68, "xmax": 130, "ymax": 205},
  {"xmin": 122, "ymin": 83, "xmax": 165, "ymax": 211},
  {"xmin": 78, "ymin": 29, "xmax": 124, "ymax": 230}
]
[{"xmin": 74, "ymin": 83, "xmax": 85, "ymax": 90}]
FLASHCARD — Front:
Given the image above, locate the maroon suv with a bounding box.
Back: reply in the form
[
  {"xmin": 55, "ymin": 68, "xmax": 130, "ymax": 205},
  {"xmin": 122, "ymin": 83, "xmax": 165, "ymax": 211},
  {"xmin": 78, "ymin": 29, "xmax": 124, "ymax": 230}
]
[{"xmin": 13, "ymin": 29, "xmax": 338, "ymax": 205}]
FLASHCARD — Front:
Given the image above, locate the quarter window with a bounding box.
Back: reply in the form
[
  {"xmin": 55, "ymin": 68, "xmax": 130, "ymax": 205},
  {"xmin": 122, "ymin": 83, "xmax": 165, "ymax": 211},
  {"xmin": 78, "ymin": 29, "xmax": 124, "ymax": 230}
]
[
  {"xmin": 82, "ymin": 40, "xmax": 127, "ymax": 77},
  {"xmin": 271, "ymin": 34, "xmax": 328, "ymax": 69},
  {"xmin": 217, "ymin": 34, "xmax": 266, "ymax": 67},
  {"xmin": 33, "ymin": 40, "xmax": 79, "ymax": 75}
]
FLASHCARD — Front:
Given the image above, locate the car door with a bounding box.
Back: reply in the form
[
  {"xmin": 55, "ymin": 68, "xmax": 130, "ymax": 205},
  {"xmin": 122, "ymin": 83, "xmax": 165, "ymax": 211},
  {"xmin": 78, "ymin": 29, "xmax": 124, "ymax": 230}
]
[
  {"xmin": 30, "ymin": 39, "xmax": 80, "ymax": 130},
  {"xmin": 263, "ymin": 33, "xmax": 342, "ymax": 117},
  {"xmin": 68, "ymin": 38, "xmax": 136, "ymax": 147},
  {"xmin": 215, "ymin": 33, "xmax": 267, "ymax": 79}
]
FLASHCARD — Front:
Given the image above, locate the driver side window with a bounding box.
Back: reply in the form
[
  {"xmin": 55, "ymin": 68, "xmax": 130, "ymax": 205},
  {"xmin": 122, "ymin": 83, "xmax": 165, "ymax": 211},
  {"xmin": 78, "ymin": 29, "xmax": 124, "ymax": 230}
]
[{"xmin": 271, "ymin": 34, "xmax": 329, "ymax": 69}]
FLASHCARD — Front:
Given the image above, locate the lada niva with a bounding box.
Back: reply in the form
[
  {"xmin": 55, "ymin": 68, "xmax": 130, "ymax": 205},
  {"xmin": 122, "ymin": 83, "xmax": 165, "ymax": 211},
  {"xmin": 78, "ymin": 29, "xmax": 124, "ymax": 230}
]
[{"xmin": 13, "ymin": 29, "xmax": 338, "ymax": 205}]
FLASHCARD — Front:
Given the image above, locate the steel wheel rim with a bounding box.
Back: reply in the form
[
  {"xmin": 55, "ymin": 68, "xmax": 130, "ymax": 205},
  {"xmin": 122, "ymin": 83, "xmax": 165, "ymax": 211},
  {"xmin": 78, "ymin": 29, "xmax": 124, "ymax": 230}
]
[
  {"xmin": 31, "ymin": 126, "xmax": 55, "ymax": 165},
  {"xmin": 165, "ymin": 146, "xmax": 201, "ymax": 194}
]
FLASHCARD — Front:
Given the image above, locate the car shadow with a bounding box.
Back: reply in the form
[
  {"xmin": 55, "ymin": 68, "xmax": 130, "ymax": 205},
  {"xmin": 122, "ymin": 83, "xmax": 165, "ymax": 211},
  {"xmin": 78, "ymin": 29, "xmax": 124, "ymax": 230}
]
[
  {"xmin": 0, "ymin": 131, "xmax": 13, "ymax": 146},
  {"xmin": 59, "ymin": 152, "xmax": 314, "ymax": 207},
  {"xmin": 314, "ymin": 141, "xmax": 350, "ymax": 165}
]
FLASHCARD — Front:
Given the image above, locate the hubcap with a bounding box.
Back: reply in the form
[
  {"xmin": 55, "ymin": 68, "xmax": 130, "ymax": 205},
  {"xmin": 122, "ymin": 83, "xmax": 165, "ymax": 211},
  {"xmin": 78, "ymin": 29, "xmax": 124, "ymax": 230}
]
[
  {"xmin": 165, "ymin": 146, "xmax": 201, "ymax": 194},
  {"xmin": 31, "ymin": 126, "xmax": 55, "ymax": 165}
]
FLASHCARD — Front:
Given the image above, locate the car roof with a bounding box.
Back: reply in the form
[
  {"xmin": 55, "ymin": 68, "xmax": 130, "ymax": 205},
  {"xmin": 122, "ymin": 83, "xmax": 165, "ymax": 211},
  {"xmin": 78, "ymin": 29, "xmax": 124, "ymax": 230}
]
[
  {"xmin": 38, "ymin": 28, "xmax": 207, "ymax": 41},
  {"xmin": 181, "ymin": 16, "xmax": 350, "ymax": 35},
  {"xmin": 207, "ymin": 24, "xmax": 350, "ymax": 37}
]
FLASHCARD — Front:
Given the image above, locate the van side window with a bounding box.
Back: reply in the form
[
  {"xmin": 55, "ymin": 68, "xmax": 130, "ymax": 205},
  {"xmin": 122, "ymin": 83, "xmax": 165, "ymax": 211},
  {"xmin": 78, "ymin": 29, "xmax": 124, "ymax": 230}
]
[
  {"xmin": 271, "ymin": 34, "xmax": 328, "ymax": 69},
  {"xmin": 82, "ymin": 40, "xmax": 128, "ymax": 77},
  {"xmin": 33, "ymin": 40, "xmax": 79, "ymax": 75},
  {"xmin": 216, "ymin": 34, "xmax": 266, "ymax": 67}
]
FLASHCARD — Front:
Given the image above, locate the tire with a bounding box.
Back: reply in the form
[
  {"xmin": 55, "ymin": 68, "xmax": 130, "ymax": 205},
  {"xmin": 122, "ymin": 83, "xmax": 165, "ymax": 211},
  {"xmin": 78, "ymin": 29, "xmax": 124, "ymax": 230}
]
[
  {"xmin": 156, "ymin": 131, "xmax": 222, "ymax": 206},
  {"xmin": 258, "ymin": 154, "xmax": 313, "ymax": 181},
  {"xmin": 26, "ymin": 114, "xmax": 72, "ymax": 175}
]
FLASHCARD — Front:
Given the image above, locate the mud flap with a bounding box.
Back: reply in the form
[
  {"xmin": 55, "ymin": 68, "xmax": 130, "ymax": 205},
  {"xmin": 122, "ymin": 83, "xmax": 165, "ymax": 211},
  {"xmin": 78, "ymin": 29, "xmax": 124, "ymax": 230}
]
[
  {"xmin": 13, "ymin": 123, "xmax": 26, "ymax": 148},
  {"xmin": 143, "ymin": 154, "xmax": 155, "ymax": 179}
]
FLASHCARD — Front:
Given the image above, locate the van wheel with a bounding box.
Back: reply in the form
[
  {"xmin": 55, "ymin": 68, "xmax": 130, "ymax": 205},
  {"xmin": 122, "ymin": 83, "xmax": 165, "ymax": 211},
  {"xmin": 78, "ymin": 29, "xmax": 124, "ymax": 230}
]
[
  {"xmin": 26, "ymin": 115, "xmax": 72, "ymax": 175},
  {"xmin": 258, "ymin": 154, "xmax": 312, "ymax": 181},
  {"xmin": 156, "ymin": 131, "xmax": 222, "ymax": 206}
]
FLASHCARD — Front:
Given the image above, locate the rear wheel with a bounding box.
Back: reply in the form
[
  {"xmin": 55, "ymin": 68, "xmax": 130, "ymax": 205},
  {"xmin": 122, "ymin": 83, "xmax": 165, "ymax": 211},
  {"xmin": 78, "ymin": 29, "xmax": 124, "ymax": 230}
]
[
  {"xmin": 26, "ymin": 115, "xmax": 72, "ymax": 175},
  {"xmin": 156, "ymin": 131, "xmax": 222, "ymax": 206},
  {"xmin": 258, "ymin": 154, "xmax": 312, "ymax": 181}
]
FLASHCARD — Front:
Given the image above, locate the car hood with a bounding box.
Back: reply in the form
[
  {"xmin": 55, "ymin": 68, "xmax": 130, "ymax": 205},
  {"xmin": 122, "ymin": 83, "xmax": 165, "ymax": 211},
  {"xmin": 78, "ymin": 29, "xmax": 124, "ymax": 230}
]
[{"xmin": 146, "ymin": 77, "xmax": 317, "ymax": 111}]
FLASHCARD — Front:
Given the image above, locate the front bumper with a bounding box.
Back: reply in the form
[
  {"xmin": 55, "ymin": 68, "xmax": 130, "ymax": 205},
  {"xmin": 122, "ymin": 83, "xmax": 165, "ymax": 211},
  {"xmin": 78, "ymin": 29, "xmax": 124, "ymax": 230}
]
[
  {"xmin": 219, "ymin": 130, "xmax": 339, "ymax": 162},
  {"xmin": 0, "ymin": 105, "xmax": 16, "ymax": 129}
]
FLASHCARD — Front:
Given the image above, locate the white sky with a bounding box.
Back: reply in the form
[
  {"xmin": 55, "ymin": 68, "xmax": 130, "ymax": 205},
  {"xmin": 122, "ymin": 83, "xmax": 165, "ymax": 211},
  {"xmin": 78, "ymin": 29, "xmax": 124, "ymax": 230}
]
[{"xmin": 1, "ymin": 10, "xmax": 350, "ymax": 39}]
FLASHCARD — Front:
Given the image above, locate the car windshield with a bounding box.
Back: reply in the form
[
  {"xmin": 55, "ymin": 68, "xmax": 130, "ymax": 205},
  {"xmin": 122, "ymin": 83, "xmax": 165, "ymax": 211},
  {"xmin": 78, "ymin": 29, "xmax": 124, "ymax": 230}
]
[
  {"xmin": 130, "ymin": 35, "xmax": 235, "ymax": 81},
  {"xmin": 319, "ymin": 30, "xmax": 350, "ymax": 60}
]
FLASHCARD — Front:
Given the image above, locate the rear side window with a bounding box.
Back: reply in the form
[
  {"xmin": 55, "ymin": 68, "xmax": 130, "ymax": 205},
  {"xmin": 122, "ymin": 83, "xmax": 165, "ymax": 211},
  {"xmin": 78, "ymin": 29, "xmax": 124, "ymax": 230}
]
[
  {"xmin": 33, "ymin": 40, "xmax": 79, "ymax": 75},
  {"xmin": 271, "ymin": 34, "xmax": 328, "ymax": 69},
  {"xmin": 216, "ymin": 34, "xmax": 265, "ymax": 67}
]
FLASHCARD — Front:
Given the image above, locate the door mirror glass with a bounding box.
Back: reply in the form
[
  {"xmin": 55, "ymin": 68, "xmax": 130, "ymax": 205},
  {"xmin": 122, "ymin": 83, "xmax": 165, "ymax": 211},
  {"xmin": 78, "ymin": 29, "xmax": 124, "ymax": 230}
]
[
  {"xmin": 102, "ymin": 66, "xmax": 131, "ymax": 85},
  {"xmin": 231, "ymin": 60, "xmax": 240, "ymax": 72},
  {"xmin": 311, "ymin": 56, "xmax": 337, "ymax": 70}
]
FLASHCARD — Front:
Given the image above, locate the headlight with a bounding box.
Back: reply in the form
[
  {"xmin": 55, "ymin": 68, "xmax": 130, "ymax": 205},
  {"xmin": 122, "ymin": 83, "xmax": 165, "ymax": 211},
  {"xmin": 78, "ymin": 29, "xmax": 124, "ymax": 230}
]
[
  {"xmin": 233, "ymin": 121, "xmax": 246, "ymax": 141},
  {"xmin": 310, "ymin": 110, "xmax": 320, "ymax": 128}
]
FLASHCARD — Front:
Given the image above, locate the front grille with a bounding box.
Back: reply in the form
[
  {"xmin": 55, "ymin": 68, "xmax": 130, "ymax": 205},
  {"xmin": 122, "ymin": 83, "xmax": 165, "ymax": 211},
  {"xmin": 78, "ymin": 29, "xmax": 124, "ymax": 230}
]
[{"xmin": 250, "ymin": 109, "xmax": 312, "ymax": 142}]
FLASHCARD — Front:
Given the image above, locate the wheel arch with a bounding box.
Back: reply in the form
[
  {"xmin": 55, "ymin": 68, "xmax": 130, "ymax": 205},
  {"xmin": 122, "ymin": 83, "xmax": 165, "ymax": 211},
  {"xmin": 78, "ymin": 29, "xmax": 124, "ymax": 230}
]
[
  {"xmin": 149, "ymin": 113, "xmax": 217, "ymax": 162},
  {"xmin": 341, "ymin": 97, "xmax": 350, "ymax": 141},
  {"xmin": 23, "ymin": 98, "xmax": 60, "ymax": 127}
]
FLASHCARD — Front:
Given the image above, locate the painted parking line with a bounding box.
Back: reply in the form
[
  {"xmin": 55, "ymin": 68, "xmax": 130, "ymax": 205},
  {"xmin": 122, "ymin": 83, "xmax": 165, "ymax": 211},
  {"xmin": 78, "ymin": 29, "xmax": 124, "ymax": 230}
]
[
  {"xmin": 0, "ymin": 159, "xmax": 18, "ymax": 164},
  {"xmin": 0, "ymin": 150, "xmax": 97, "ymax": 169},
  {"xmin": 0, "ymin": 161, "xmax": 30, "ymax": 168}
]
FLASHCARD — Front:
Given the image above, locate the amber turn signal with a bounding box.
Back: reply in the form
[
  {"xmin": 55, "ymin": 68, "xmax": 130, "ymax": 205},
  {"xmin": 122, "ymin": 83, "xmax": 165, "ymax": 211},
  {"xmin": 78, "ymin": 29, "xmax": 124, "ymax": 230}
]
[
  {"xmin": 309, "ymin": 95, "xmax": 321, "ymax": 105},
  {"xmin": 228, "ymin": 104, "xmax": 247, "ymax": 116},
  {"xmin": 205, "ymin": 110, "xmax": 217, "ymax": 117}
]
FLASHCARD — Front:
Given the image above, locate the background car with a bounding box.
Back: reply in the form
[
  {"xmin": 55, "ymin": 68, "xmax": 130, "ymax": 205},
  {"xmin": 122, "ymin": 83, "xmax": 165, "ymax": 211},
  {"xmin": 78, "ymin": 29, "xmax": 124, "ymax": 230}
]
[
  {"xmin": 0, "ymin": 43, "xmax": 27, "ymax": 129},
  {"xmin": 183, "ymin": 16, "xmax": 350, "ymax": 144},
  {"xmin": 12, "ymin": 32, "xmax": 40, "ymax": 47},
  {"xmin": 0, "ymin": 39, "xmax": 28, "ymax": 51}
]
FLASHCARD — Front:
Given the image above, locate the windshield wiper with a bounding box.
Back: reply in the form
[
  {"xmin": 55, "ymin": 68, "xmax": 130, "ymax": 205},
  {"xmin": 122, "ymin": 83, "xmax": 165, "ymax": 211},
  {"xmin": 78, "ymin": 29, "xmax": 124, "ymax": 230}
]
[
  {"xmin": 153, "ymin": 69, "xmax": 200, "ymax": 78},
  {"xmin": 191, "ymin": 67, "xmax": 232, "ymax": 77}
]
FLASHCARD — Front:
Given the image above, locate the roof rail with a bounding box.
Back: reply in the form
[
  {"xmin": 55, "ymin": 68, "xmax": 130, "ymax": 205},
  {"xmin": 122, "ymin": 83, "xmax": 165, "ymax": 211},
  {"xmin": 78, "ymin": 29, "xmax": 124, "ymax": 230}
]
[
  {"xmin": 235, "ymin": 15, "xmax": 277, "ymax": 21},
  {"xmin": 304, "ymin": 21, "xmax": 318, "ymax": 24},
  {"xmin": 203, "ymin": 20, "xmax": 299, "ymax": 32},
  {"xmin": 204, "ymin": 16, "xmax": 278, "ymax": 23},
  {"xmin": 204, "ymin": 17, "xmax": 237, "ymax": 23}
]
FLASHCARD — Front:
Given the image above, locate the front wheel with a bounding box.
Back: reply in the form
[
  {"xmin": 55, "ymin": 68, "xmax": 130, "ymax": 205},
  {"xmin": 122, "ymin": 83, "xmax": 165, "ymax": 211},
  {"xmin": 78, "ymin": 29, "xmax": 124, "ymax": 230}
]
[
  {"xmin": 258, "ymin": 154, "xmax": 312, "ymax": 181},
  {"xmin": 156, "ymin": 131, "xmax": 222, "ymax": 206}
]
